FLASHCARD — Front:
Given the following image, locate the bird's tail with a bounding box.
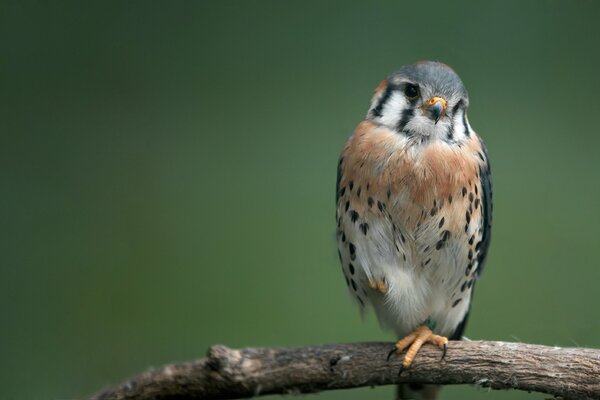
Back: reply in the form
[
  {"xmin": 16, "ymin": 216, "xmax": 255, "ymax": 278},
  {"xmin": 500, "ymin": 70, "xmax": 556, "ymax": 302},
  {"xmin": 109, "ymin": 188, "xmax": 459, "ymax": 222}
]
[{"xmin": 396, "ymin": 384, "xmax": 440, "ymax": 400}]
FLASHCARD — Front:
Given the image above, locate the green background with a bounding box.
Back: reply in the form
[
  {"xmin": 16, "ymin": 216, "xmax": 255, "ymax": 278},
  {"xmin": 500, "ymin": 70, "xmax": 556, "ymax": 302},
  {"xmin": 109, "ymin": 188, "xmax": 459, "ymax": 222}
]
[{"xmin": 3, "ymin": 1, "xmax": 600, "ymax": 399}]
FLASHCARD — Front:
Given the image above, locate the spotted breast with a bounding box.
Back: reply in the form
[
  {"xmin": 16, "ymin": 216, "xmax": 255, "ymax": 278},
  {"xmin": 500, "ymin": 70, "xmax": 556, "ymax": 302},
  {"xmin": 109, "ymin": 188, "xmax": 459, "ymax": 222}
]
[{"xmin": 336, "ymin": 119, "xmax": 491, "ymax": 340}]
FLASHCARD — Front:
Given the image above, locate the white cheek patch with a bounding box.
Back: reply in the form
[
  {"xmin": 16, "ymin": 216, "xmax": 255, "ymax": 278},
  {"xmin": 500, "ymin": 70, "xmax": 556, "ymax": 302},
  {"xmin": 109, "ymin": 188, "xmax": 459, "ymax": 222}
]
[
  {"xmin": 451, "ymin": 109, "xmax": 469, "ymax": 139},
  {"xmin": 378, "ymin": 92, "xmax": 407, "ymax": 128}
]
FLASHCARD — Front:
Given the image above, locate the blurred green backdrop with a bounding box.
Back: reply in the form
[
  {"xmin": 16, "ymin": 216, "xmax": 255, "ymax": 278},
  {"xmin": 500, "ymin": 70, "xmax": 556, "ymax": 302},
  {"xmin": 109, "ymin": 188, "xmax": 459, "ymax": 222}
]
[{"xmin": 2, "ymin": 1, "xmax": 600, "ymax": 399}]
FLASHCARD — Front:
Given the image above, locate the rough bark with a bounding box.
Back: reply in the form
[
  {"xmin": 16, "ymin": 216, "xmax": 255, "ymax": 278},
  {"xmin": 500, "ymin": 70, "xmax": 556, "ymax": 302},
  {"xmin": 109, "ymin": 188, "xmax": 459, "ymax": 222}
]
[{"xmin": 91, "ymin": 340, "xmax": 600, "ymax": 400}]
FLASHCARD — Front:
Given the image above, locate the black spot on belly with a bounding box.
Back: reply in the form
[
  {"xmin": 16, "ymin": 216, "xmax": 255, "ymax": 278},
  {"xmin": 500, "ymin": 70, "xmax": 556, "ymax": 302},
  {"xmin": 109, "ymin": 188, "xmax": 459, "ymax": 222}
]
[
  {"xmin": 345, "ymin": 201, "xmax": 349, "ymax": 212},
  {"xmin": 448, "ymin": 194, "xmax": 453, "ymax": 204},
  {"xmin": 460, "ymin": 281, "xmax": 467, "ymax": 292},
  {"xmin": 349, "ymin": 181, "xmax": 354, "ymax": 191},
  {"xmin": 350, "ymin": 278, "xmax": 357, "ymax": 291},
  {"xmin": 339, "ymin": 187, "xmax": 346, "ymax": 197},
  {"xmin": 465, "ymin": 262, "xmax": 473, "ymax": 275},
  {"xmin": 342, "ymin": 232, "xmax": 346, "ymax": 242},
  {"xmin": 349, "ymin": 263, "xmax": 355, "ymax": 275},
  {"xmin": 439, "ymin": 217, "xmax": 445, "ymax": 228},
  {"xmin": 359, "ymin": 223, "xmax": 369, "ymax": 235},
  {"xmin": 349, "ymin": 242, "xmax": 356, "ymax": 260},
  {"xmin": 356, "ymin": 186, "xmax": 361, "ymax": 198},
  {"xmin": 452, "ymin": 298, "xmax": 462, "ymax": 308},
  {"xmin": 368, "ymin": 197, "xmax": 374, "ymax": 207},
  {"xmin": 441, "ymin": 230, "xmax": 450, "ymax": 241},
  {"xmin": 350, "ymin": 210, "xmax": 359, "ymax": 223},
  {"xmin": 436, "ymin": 230, "xmax": 450, "ymax": 250},
  {"xmin": 462, "ymin": 187, "xmax": 467, "ymax": 197}
]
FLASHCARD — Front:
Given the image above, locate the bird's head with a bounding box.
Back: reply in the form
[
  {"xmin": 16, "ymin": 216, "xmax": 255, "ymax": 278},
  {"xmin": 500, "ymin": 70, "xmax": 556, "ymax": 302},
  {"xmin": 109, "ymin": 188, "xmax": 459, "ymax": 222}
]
[{"xmin": 367, "ymin": 61, "xmax": 471, "ymax": 142}]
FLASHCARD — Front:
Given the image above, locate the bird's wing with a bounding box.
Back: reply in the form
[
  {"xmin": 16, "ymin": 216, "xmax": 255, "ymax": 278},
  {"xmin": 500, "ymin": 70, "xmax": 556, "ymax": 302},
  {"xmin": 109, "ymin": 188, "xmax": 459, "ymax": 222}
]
[
  {"xmin": 475, "ymin": 143, "xmax": 493, "ymax": 278},
  {"xmin": 450, "ymin": 142, "xmax": 493, "ymax": 340}
]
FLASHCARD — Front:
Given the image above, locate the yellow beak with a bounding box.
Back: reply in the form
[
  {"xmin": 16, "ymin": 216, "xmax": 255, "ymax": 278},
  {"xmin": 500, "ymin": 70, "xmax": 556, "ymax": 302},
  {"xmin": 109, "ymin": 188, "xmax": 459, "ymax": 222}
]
[{"xmin": 423, "ymin": 96, "xmax": 447, "ymax": 124}]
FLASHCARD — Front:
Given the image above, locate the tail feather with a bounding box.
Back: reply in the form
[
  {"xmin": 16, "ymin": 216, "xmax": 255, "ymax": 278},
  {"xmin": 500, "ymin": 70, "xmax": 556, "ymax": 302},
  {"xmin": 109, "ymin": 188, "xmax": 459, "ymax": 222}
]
[{"xmin": 396, "ymin": 384, "xmax": 440, "ymax": 400}]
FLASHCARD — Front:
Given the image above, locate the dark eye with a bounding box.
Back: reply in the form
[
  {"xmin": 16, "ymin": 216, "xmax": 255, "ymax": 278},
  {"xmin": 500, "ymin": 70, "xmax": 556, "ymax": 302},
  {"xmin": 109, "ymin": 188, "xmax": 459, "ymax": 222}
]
[{"xmin": 404, "ymin": 84, "xmax": 419, "ymax": 99}]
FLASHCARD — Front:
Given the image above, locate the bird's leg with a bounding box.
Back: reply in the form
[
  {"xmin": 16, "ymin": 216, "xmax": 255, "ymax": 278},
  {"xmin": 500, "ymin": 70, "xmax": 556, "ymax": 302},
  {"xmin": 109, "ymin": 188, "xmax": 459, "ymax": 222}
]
[
  {"xmin": 387, "ymin": 325, "xmax": 448, "ymax": 371},
  {"xmin": 368, "ymin": 278, "xmax": 387, "ymax": 294}
]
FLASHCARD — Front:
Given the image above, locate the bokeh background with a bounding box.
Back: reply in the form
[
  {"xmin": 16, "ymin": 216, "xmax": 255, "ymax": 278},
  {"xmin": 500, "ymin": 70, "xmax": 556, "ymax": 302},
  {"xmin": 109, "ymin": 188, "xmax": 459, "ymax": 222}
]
[{"xmin": 3, "ymin": 1, "xmax": 600, "ymax": 399}]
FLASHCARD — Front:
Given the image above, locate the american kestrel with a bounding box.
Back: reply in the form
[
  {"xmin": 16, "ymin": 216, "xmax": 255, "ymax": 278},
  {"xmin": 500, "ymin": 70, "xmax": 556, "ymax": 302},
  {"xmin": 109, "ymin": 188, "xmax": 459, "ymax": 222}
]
[{"xmin": 335, "ymin": 61, "xmax": 492, "ymax": 399}]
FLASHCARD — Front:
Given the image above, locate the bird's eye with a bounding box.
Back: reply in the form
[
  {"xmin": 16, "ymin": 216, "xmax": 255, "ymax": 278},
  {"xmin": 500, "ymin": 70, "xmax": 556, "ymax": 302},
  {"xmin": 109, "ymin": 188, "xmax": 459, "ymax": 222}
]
[{"xmin": 404, "ymin": 84, "xmax": 419, "ymax": 99}]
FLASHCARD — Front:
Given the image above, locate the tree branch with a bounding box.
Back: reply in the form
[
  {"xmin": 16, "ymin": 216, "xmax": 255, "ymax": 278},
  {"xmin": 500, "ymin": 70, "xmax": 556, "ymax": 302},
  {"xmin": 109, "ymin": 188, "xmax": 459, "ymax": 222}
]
[{"xmin": 91, "ymin": 341, "xmax": 600, "ymax": 400}]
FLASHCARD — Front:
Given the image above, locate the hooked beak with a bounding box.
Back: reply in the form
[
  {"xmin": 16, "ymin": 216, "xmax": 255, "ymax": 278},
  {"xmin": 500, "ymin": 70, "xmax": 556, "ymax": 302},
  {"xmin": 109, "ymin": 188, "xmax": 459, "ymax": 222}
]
[{"xmin": 423, "ymin": 96, "xmax": 447, "ymax": 124}]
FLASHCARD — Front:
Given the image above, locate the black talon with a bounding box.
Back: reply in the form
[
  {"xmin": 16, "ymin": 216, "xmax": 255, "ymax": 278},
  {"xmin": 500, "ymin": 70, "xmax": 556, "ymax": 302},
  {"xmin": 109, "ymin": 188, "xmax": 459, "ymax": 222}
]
[
  {"xmin": 397, "ymin": 364, "xmax": 405, "ymax": 376},
  {"xmin": 387, "ymin": 347, "xmax": 397, "ymax": 361},
  {"xmin": 441, "ymin": 343, "xmax": 447, "ymax": 361}
]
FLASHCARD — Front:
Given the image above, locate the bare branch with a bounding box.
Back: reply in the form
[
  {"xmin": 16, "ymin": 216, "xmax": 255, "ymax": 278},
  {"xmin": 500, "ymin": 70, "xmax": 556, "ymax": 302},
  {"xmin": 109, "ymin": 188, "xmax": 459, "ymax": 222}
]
[{"xmin": 91, "ymin": 341, "xmax": 600, "ymax": 400}]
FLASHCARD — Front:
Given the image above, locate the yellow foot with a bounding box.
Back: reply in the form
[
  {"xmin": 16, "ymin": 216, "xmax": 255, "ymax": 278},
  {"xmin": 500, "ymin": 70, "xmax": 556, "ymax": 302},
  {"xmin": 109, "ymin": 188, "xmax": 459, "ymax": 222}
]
[
  {"xmin": 386, "ymin": 325, "xmax": 448, "ymax": 371},
  {"xmin": 368, "ymin": 278, "xmax": 387, "ymax": 294}
]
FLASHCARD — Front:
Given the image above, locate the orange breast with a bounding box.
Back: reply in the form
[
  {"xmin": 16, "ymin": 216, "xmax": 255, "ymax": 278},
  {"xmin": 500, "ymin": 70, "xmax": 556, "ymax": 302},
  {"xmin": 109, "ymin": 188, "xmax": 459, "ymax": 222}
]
[{"xmin": 338, "ymin": 121, "xmax": 486, "ymax": 231}]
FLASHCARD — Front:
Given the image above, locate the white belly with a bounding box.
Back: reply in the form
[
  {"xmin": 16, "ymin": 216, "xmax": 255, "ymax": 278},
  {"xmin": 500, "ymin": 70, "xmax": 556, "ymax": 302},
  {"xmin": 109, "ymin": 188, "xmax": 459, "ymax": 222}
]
[
  {"xmin": 337, "ymin": 204, "xmax": 478, "ymax": 338},
  {"xmin": 369, "ymin": 265, "xmax": 472, "ymax": 337}
]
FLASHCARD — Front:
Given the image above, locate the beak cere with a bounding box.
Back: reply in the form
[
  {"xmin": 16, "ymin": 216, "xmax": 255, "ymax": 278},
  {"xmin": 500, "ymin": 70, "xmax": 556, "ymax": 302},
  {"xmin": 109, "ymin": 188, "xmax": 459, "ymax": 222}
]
[{"xmin": 424, "ymin": 96, "xmax": 447, "ymax": 124}]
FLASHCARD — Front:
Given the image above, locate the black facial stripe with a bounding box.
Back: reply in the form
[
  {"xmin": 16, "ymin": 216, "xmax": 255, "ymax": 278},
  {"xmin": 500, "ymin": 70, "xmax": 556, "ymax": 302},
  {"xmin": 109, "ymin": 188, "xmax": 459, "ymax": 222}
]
[
  {"xmin": 446, "ymin": 119, "xmax": 454, "ymax": 141},
  {"xmin": 451, "ymin": 99, "xmax": 465, "ymax": 116},
  {"xmin": 371, "ymin": 85, "xmax": 393, "ymax": 117},
  {"xmin": 396, "ymin": 108, "xmax": 414, "ymax": 132},
  {"xmin": 451, "ymin": 99, "xmax": 470, "ymax": 137},
  {"xmin": 462, "ymin": 111, "xmax": 470, "ymax": 137}
]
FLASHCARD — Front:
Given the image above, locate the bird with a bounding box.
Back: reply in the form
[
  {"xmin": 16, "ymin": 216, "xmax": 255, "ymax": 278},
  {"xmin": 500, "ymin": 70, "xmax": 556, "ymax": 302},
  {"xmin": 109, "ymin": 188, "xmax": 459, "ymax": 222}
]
[{"xmin": 335, "ymin": 61, "xmax": 492, "ymax": 399}]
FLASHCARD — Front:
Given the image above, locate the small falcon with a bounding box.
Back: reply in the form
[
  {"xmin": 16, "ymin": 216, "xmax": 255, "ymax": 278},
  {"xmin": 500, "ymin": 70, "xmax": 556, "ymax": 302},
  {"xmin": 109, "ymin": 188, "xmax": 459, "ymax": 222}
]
[{"xmin": 335, "ymin": 61, "xmax": 492, "ymax": 399}]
